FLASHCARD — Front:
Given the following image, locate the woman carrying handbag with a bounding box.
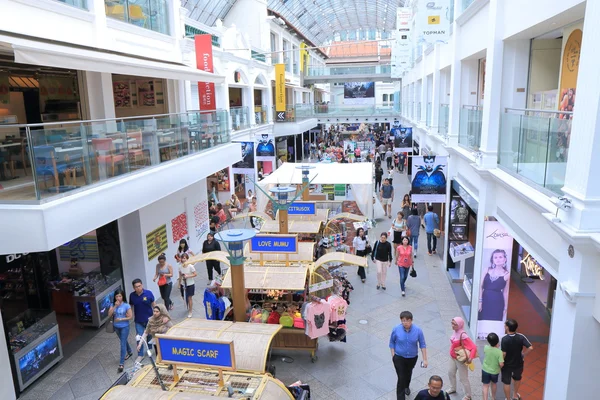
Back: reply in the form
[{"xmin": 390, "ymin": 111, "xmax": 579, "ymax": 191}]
[
  {"xmin": 395, "ymin": 236, "xmax": 413, "ymax": 296},
  {"xmin": 447, "ymin": 316, "xmax": 478, "ymax": 400}
]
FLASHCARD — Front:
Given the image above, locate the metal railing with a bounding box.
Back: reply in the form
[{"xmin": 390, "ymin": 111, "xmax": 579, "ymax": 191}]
[
  {"xmin": 184, "ymin": 25, "xmax": 221, "ymax": 47},
  {"xmin": 0, "ymin": 111, "xmax": 229, "ymax": 202},
  {"xmin": 253, "ymin": 105, "xmax": 271, "ymax": 125},
  {"xmin": 105, "ymin": 0, "xmax": 170, "ymax": 35},
  {"xmin": 307, "ymin": 64, "xmax": 392, "ymax": 77},
  {"xmin": 438, "ymin": 104, "xmax": 450, "ymax": 135},
  {"xmin": 271, "ymin": 103, "xmax": 401, "ymax": 122},
  {"xmin": 458, "ymin": 105, "xmax": 483, "ymax": 150},
  {"xmin": 498, "ymin": 108, "xmax": 572, "ymax": 194}
]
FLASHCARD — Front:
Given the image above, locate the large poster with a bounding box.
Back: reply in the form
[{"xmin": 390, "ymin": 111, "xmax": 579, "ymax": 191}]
[
  {"xmin": 393, "ymin": 126, "xmax": 413, "ymax": 153},
  {"xmin": 343, "ymin": 82, "xmax": 375, "ymax": 105},
  {"xmin": 411, "ymin": 155, "xmax": 447, "ymax": 203},
  {"xmin": 477, "ymin": 221, "xmax": 513, "ymax": 340},
  {"xmin": 391, "ymin": 7, "xmax": 413, "ymax": 78},
  {"xmin": 146, "ymin": 224, "xmax": 168, "ymax": 261},
  {"xmin": 195, "ymin": 34, "xmax": 216, "ymax": 111},
  {"xmin": 232, "ymin": 141, "xmax": 255, "ymax": 170},
  {"xmin": 255, "ymin": 133, "xmax": 275, "ymax": 159},
  {"xmin": 416, "ymin": 0, "xmax": 451, "ymax": 45}
]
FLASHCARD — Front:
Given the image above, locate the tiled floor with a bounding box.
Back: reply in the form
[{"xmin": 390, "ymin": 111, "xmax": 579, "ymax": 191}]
[{"xmin": 19, "ymin": 165, "xmax": 540, "ymax": 400}]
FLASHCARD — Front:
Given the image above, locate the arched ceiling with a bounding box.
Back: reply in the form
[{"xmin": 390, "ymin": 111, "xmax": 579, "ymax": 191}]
[
  {"xmin": 267, "ymin": 0, "xmax": 406, "ymax": 45},
  {"xmin": 181, "ymin": 0, "xmax": 237, "ymax": 27}
]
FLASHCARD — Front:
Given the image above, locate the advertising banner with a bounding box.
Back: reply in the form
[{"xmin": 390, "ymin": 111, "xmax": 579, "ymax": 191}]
[
  {"xmin": 232, "ymin": 141, "xmax": 255, "ymax": 171},
  {"xmin": 411, "ymin": 155, "xmax": 447, "ymax": 203},
  {"xmin": 156, "ymin": 336, "xmax": 235, "ymax": 370},
  {"xmin": 416, "ymin": 0, "xmax": 451, "ymax": 45},
  {"xmin": 195, "ymin": 34, "xmax": 216, "ymax": 111},
  {"xmin": 477, "ymin": 221, "xmax": 514, "ymax": 340},
  {"xmin": 275, "ymin": 64, "xmax": 286, "ymax": 121},
  {"xmin": 146, "ymin": 224, "xmax": 168, "ymax": 261},
  {"xmin": 343, "ymin": 82, "xmax": 375, "ymax": 105},
  {"xmin": 393, "ymin": 126, "xmax": 413, "ymax": 153},
  {"xmin": 250, "ymin": 234, "xmax": 299, "ymax": 253},
  {"xmin": 391, "ymin": 7, "xmax": 413, "ymax": 78},
  {"xmin": 255, "ymin": 133, "xmax": 276, "ymax": 159}
]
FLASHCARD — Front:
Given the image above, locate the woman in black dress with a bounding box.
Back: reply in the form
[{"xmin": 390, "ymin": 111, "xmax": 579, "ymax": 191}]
[
  {"xmin": 478, "ymin": 249, "xmax": 510, "ymax": 321},
  {"xmin": 202, "ymin": 233, "xmax": 222, "ymax": 282}
]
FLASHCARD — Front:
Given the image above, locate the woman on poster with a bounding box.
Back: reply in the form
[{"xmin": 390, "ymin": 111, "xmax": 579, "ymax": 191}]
[{"xmin": 478, "ymin": 249, "xmax": 510, "ymax": 321}]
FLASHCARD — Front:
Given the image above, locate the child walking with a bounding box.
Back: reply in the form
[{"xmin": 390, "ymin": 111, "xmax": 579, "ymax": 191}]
[{"xmin": 481, "ymin": 332, "xmax": 504, "ymax": 400}]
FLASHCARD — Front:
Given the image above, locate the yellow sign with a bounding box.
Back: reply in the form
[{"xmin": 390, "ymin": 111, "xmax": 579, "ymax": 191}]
[
  {"xmin": 428, "ymin": 15, "xmax": 440, "ymax": 24},
  {"xmin": 300, "ymin": 43, "xmax": 307, "ymax": 72},
  {"xmin": 558, "ymin": 29, "xmax": 581, "ymax": 114},
  {"xmin": 146, "ymin": 224, "xmax": 168, "ymax": 261},
  {"xmin": 275, "ymin": 63, "xmax": 286, "ymax": 112}
]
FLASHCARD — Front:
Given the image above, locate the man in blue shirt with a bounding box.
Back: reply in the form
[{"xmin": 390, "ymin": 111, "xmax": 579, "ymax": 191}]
[
  {"xmin": 423, "ymin": 205, "xmax": 440, "ymax": 255},
  {"xmin": 129, "ymin": 279, "xmax": 155, "ymax": 363},
  {"xmin": 389, "ymin": 311, "xmax": 428, "ymax": 399}
]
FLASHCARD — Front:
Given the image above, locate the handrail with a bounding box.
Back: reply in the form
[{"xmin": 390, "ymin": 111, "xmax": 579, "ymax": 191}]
[
  {"xmin": 0, "ymin": 110, "xmax": 226, "ymax": 128},
  {"xmin": 462, "ymin": 105, "xmax": 483, "ymax": 110},
  {"xmin": 504, "ymin": 108, "xmax": 573, "ymax": 116}
]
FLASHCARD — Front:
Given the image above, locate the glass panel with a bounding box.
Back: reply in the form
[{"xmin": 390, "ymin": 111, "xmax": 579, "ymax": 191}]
[
  {"xmin": 105, "ymin": 0, "xmax": 169, "ymax": 35},
  {"xmin": 458, "ymin": 107, "xmax": 483, "ymax": 150},
  {"xmin": 462, "ymin": 0, "xmax": 475, "ymax": 12},
  {"xmin": 438, "ymin": 104, "xmax": 450, "ymax": 135},
  {"xmin": 417, "ymin": 102, "xmax": 422, "ymax": 122},
  {"xmin": 426, "ymin": 102, "xmax": 432, "ymax": 127},
  {"xmin": 230, "ymin": 107, "xmax": 250, "ymax": 130},
  {"xmin": 55, "ymin": 0, "xmax": 87, "ymax": 9}
]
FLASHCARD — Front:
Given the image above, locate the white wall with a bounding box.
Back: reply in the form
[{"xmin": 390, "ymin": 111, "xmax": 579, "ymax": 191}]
[{"xmin": 0, "ymin": 315, "xmax": 16, "ymax": 400}]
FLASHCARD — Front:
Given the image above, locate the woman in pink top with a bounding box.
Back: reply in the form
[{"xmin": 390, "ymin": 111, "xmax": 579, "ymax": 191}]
[
  {"xmin": 447, "ymin": 316, "xmax": 477, "ymax": 399},
  {"xmin": 395, "ymin": 236, "xmax": 413, "ymax": 296}
]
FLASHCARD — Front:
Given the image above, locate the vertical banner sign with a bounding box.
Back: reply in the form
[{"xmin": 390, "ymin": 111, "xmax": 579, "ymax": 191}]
[
  {"xmin": 558, "ymin": 29, "xmax": 581, "ymax": 119},
  {"xmin": 300, "ymin": 43, "xmax": 307, "ymax": 72},
  {"xmin": 195, "ymin": 35, "xmax": 216, "ymax": 111},
  {"xmin": 477, "ymin": 221, "xmax": 513, "ymax": 340},
  {"xmin": 417, "ymin": 0, "xmax": 450, "ymax": 45},
  {"xmin": 275, "ymin": 64, "xmax": 286, "ymax": 121},
  {"xmin": 391, "ymin": 7, "xmax": 413, "ymax": 78},
  {"xmin": 411, "ymin": 155, "xmax": 447, "ymax": 203}
]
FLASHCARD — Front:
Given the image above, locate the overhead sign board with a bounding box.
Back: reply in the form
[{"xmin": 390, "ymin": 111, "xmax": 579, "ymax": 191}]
[
  {"xmin": 288, "ymin": 202, "xmax": 316, "ymax": 215},
  {"xmin": 250, "ymin": 234, "xmax": 298, "ymax": 253},
  {"xmin": 156, "ymin": 336, "xmax": 235, "ymax": 370}
]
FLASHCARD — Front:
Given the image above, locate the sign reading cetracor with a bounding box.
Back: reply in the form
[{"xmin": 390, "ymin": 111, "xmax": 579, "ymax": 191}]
[
  {"xmin": 288, "ymin": 202, "xmax": 316, "ymax": 215},
  {"xmin": 250, "ymin": 235, "xmax": 298, "ymax": 253},
  {"xmin": 156, "ymin": 336, "xmax": 235, "ymax": 370}
]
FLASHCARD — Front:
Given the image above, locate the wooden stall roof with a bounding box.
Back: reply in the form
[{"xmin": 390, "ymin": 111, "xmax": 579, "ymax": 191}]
[
  {"xmin": 244, "ymin": 241, "xmax": 316, "ymax": 263},
  {"xmin": 277, "ymin": 208, "xmax": 330, "ymax": 221},
  {"xmin": 162, "ymin": 320, "xmax": 281, "ymax": 373},
  {"xmin": 101, "ymin": 386, "xmax": 214, "ymax": 399},
  {"xmin": 312, "ymin": 252, "xmax": 368, "ymax": 269},
  {"xmin": 184, "ymin": 251, "xmax": 230, "ymax": 267},
  {"xmin": 221, "ymin": 265, "xmax": 308, "ymax": 291},
  {"xmin": 260, "ymin": 219, "xmax": 322, "ymax": 234}
]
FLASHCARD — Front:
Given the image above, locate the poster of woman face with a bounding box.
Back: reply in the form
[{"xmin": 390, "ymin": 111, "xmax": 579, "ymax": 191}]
[{"xmin": 477, "ymin": 221, "xmax": 513, "ymax": 340}]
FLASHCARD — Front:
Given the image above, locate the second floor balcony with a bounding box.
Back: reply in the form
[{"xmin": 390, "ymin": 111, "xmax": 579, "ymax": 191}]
[{"xmin": 458, "ymin": 105, "xmax": 483, "ymax": 151}]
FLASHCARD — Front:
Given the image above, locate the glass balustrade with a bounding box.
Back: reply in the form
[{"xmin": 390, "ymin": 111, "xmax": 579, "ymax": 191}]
[
  {"xmin": 0, "ymin": 111, "xmax": 229, "ymax": 202},
  {"xmin": 56, "ymin": 0, "xmax": 87, "ymax": 9},
  {"xmin": 271, "ymin": 103, "xmax": 401, "ymax": 121},
  {"xmin": 230, "ymin": 107, "xmax": 250, "ymax": 130},
  {"xmin": 458, "ymin": 106, "xmax": 483, "ymax": 150},
  {"xmin": 462, "ymin": 0, "xmax": 475, "ymax": 12},
  {"xmin": 105, "ymin": 0, "xmax": 170, "ymax": 35},
  {"xmin": 426, "ymin": 102, "xmax": 432, "ymax": 127},
  {"xmin": 254, "ymin": 106, "xmax": 271, "ymax": 125},
  {"xmin": 498, "ymin": 110, "xmax": 571, "ymax": 194},
  {"xmin": 307, "ymin": 65, "xmax": 392, "ymax": 77},
  {"xmin": 417, "ymin": 102, "xmax": 422, "ymax": 122},
  {"xmin": 438, "ymin": 104, "xmax": 450, "ymax": 135}
]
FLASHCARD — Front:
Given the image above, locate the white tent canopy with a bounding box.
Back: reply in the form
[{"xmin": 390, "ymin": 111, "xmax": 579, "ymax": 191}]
[{"xmin": 258, "ymin": 162, "xmax": 374, "ymax": 218}]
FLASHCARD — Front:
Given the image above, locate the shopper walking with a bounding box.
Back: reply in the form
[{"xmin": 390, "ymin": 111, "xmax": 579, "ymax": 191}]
[
  {"xmin": 395, "ymin": 237, "xmax": 413, "ymax": 297},
  {"xmin": 202, "ymin": 232, "xmax": 222, "ymax": 282},
  {"xmin": 137, "ymin": 304, "xmax": 173, "ymax": 356},
  {"xmin": 389, "ymin": 311, "xmax": 428, "ymax": 400},
  {"xmin": 153, "ymin": 253, "xmax": 173, "ymax": 310},
  {"xmin": 352, "ymin": 227, "xmax": 370, "ymax": 283},
  {"xmin": 391, "ymin": 211, "xmax": 407, "ymax": 253},
  {"xmin": 447, "ymin": 317, "xmax": 477, "ymax": 400},
  {"xmin": 129, "ymin": 279, "xmax": 155, "ymax": 364},
  {"xmin": 385, "ymin": 148, "xmax": 394, "ymax": 170},
  {"xmin": 371, "ymin": 232, "xmax": 393, "ymax": 290},
  {"xmin": 424, "ymin": 205, "xmax": 440, "ymax": 255},
  {"xmin": 399, "ymin": 152, "xmax": 406, "ymax": 173},
  {"xmin": 108, "ymin": 289, "xmax": 133, "ymax": 373},
  {"xmin": 407, "ymin": 209, "xmax": 421, "ymax": 257},
  {"xmin": 374, "ymin": 163, "xmax": 384, "ymax": 192},
  {"xmin": 179, "ymin": 253, "xmax": 198, "ymax": 318},
  {"xmin": 401, "ymin": 194, "xmax": 411, "ymax": 221},
  {"xmin": 481, "ymin": 333, "xmax": 504, "ymax": 400},
  {"xmin": 415, "ymin": 376, "xmax": 448, "ymax": 399},
  {"xmin": 175, "ymin": 239, "xmax": 195, "ymax": 263},
  {"xmin": 501, "ymin": 319, "xmax": 533, "ymax": 400},
  {"xmin": 380, "ymin": 179, "xmax": 394, "ymax": 218}
]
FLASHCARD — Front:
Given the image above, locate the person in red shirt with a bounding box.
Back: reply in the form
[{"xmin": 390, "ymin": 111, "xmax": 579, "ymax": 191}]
[
  {"xmin": 216, "ymin": 203, "xmax": 227, "ymax": 224},
  {"xmin": 396, "ymin": 236, "xmax": 413, "ymax": 296}
]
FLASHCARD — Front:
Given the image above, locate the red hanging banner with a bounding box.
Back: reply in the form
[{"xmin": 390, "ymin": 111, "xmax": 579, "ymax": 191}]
[{"xmin": 195, "ymin": 34, "xmax": 216, "ymax": 111}]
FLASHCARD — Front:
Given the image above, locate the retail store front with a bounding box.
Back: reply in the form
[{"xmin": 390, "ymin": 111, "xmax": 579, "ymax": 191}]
[{"xmin": 0, "ymin": 221, "xmax": 124, "ymax": 394}]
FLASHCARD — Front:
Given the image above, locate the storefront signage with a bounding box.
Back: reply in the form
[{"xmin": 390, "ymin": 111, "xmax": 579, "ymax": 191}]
[
  {"xmin": 275, "ymin": 64, "xmax": 286, "ymax": 118},
  {"xmin": 195, "ymin": 34, "xmax": 216, "ymax": 111},
  {"xmin": 521, "ymin": 254, "xmax": 544, "ymax": 280},
  {"xmin": 416, "ymin": 0, "xmax": 451, "ymax": 45},
  {"xmin": 249, "ymin": 234, "xmax": 298, "ymax": 253},
  {"xmin": 156, "ymin": 336, "xmax": 235, "ymax": 370},
  {"xmin": 288, "ymin": 202, "xmax": 316, "ymax": 215}
]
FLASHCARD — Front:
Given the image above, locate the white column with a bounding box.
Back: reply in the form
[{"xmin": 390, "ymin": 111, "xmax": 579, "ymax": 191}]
[
  {"xmin": 0, "ymin": 315, "xmax": 15, "ymax": 400},
  {"xmin": 431, "ymin": 44, "xmax": 441, "ymax": 131},
  {"xmin": 82, "ymin": 72, "xmax": 116, "ymax": 120},
  {"xmin": 420, "ymin": 59, "xmax": 428, "ymax": 125},
  {"xmin": 446, "ymin": 0, "xmax": 463, "ymax": 146},
  {"xmin": 477, "ymin": 0, "xmax": 505, "ymax": 167}
]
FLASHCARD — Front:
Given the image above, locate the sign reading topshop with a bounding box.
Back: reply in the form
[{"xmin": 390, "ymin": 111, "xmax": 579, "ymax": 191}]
[
  {"xmin": 250, "ymin": 234, "xmax": 298, "ymax": 253},
  {"xmin": 477, "ymin": 221, "xmax": 513, "ymax": 340},
  {"xmin": 288, "ymin": 202, "xmax": 316, "ymax": 215},
  {"xmin": 411, "ymin": 155, "xmax": 447, "ymax": 203},
  {"xmin": 156, "ymin": 336, "xmax": 235, "ymax": 370}
]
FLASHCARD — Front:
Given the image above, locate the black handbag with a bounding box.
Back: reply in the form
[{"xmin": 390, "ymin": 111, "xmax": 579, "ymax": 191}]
[
  {"xmin": 105, "ymin": 316, "xmax": 115, "ymax": 333},
  {"xmin": 364, "ymin": 244, "xmax": 372, "ymax": 255},
  {"xmin": 409, "ymin": 267, "xmax": 417, "ymax": 278}
]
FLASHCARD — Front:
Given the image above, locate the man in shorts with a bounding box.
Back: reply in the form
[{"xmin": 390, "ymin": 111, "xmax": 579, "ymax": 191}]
[
  {"xmin": 380, "ymin": 178, "xmax": 394, "ymax": 218},
  {"xmin": 501, "ymin": 319, "xmax": 533, "ymax": 400}
]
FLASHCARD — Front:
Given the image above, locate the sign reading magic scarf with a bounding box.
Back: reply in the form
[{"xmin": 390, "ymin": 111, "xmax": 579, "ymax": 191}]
[
  {"xmin": 416, "ymin": 0, "xmax": 451, "ymax": 45},
  {"xmin": 156, "ymin": 336, "xmax": 235, "ymax": 370}
]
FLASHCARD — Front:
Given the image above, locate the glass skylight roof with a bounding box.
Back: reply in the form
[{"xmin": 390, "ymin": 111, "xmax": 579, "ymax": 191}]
[{"xmin": 181, "ymin": 0, "xmax": 238, "ymax": 27}]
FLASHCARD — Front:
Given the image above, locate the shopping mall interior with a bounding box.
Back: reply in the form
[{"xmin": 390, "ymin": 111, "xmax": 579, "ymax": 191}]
[{"xmin": 0, "ymin": 0, "xmax": 598, "ymax": 399}]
